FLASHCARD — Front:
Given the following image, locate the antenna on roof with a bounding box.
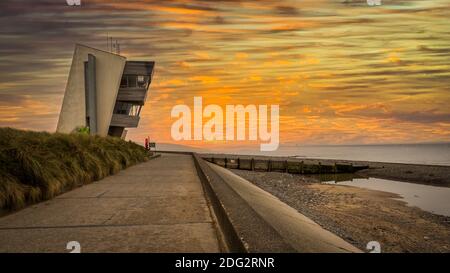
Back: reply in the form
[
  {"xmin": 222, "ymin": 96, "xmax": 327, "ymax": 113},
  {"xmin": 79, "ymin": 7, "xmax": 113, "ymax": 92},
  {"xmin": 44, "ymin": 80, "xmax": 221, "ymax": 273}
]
[
  {"xmin": 116, "ymin": 40, "xmax": 120, "ymax": 55},
  {"xmin": 105, "ymin": 34, "xmax": 121, "ymax": 54}
]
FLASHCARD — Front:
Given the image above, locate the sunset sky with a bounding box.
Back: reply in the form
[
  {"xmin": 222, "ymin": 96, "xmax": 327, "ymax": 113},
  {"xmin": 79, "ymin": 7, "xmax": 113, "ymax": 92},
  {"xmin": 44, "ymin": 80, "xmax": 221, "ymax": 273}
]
[{"xmin": 0, "ymin": 0, "xmax": 449, "ymax": 150}]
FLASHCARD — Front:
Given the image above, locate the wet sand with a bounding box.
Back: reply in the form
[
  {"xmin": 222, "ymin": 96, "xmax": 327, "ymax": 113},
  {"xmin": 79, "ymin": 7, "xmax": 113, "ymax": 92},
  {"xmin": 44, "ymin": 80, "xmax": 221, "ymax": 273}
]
[{"xmin": 230, "ymin": 169, "xmax": 450, "ymax": 253}]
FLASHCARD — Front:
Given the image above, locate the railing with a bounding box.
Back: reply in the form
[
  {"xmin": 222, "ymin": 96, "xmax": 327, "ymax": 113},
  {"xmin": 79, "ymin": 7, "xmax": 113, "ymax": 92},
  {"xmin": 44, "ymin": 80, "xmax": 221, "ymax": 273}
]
[
  {"xmin": 110, "ymin": 114, "xmax": 140, "ymax": 128},
  {"xmin": 117, "ymin": 87, "xmax": 147, "ymax": 102}
]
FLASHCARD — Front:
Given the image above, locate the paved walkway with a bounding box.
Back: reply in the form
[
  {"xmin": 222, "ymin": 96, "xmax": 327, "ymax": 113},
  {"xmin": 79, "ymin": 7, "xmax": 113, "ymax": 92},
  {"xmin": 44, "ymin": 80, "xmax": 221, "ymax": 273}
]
[{"xmin": 0, "ymin": 153, "xmax": 220, "ymax": 253}]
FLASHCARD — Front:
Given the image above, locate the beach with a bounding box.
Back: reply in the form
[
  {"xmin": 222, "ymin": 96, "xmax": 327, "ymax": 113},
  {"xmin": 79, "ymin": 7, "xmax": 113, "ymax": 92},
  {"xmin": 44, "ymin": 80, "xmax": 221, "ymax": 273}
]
[
  {"xmin": 231, "ymin": 169, "xmax": 450, "ymax": 253},
  {"xmin": 202, "ymin": 153, "xmax": 450, "ymax": 187},
  {"xmin": 199, "ymin": 153, "xmax": 450, "ymax": 252}
]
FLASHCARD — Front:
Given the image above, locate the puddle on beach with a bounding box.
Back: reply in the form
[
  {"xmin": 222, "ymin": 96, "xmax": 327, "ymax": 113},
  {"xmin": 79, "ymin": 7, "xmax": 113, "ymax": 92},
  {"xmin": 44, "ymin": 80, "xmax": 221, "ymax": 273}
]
[{"xmin": 316, "ymin": 174, "xmax": 450, "ymax": 217}]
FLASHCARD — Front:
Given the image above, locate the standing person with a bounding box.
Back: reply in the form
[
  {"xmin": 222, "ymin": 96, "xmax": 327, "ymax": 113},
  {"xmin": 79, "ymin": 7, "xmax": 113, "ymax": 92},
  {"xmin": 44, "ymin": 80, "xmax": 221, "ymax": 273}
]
[{"xmin": 145, "ymin": 137, "xmax": 149, "ymax": 150}]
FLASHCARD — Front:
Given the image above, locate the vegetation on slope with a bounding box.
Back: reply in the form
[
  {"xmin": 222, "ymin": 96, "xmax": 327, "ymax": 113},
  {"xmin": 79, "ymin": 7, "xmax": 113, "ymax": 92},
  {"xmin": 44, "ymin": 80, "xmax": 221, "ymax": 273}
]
[{"xmin": 0, "ymin": 127, "xmax": 150, "ymax": 211}]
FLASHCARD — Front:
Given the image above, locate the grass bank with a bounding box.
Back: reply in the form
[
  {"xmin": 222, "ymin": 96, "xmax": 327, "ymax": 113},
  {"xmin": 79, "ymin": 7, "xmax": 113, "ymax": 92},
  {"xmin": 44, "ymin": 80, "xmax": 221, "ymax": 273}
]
[{"xmin": 0, "ymin": 127, "xmax": 150, "ymax": 211}]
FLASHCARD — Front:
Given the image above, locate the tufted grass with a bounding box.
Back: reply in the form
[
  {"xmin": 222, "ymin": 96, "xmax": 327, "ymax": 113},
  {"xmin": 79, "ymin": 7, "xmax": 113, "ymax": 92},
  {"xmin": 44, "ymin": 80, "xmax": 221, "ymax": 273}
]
[{"xmin": 0, "ymin": 127, "xmax": 149, "ymax": 211}]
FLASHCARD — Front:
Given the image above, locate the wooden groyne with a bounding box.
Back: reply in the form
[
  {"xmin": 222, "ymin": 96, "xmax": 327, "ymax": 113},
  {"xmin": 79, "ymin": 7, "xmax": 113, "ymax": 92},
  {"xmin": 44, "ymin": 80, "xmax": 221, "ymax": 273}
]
[{"xmin": 203, "ymin": 156, "xmax": 368, "ymax": 174}]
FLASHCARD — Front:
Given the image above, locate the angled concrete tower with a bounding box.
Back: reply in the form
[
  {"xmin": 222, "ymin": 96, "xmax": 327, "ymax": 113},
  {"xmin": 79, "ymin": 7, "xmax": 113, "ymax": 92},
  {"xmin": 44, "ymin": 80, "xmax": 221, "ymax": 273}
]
[{"xmin": 57, "ymin": 44, "xmax": 154, "ymax": 138}]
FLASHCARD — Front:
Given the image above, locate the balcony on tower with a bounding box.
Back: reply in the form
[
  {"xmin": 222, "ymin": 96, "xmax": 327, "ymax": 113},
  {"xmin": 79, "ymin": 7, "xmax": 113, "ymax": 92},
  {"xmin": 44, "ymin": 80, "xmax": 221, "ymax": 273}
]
[{"xmin": 109, "ymin": 61, "xmax": 155, "ymax": 138}]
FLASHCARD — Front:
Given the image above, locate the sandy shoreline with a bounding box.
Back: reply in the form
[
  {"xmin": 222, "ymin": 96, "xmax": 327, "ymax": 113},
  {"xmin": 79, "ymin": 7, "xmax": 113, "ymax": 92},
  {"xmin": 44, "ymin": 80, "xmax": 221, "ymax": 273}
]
[
  {"xmin": 230, "ymin": 169, "xmax": 450, "ymax": 253},
  {"xmin": 203, "ymin": 150, "xmax": 450, "ymax": 252},
  {"xmin": 201, "ymin": 153, "xmax": 450, "ymax": 187}
]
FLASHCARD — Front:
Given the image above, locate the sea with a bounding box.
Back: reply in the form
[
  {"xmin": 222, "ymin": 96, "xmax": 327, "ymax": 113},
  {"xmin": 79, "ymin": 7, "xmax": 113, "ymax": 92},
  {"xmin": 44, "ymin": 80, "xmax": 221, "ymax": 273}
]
[{"xmin": 223, "ymin": 143, "xmax": 450, "ymax": 166}]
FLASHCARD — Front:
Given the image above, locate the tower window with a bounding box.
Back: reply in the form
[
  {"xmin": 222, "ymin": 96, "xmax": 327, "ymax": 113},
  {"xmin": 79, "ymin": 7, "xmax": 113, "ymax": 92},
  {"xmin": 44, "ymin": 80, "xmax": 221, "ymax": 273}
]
[
  {"xmin": 120, "ymin": 77, "xmax": 128, "ymax": 88},
  {"xmin": 128, "ymin": 76, "xmax": 137, "ymax": 88},
  {"xmin": 137, "ymin": 75, "xmax": 149, "ymax": 88}
]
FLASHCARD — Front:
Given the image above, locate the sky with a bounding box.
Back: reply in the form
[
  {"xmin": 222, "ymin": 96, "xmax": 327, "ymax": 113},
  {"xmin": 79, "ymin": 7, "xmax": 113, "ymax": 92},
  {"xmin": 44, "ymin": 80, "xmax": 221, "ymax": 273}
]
[{"xmin": 0, "ymin": 0, "xmax": 449, "ymax": 150}]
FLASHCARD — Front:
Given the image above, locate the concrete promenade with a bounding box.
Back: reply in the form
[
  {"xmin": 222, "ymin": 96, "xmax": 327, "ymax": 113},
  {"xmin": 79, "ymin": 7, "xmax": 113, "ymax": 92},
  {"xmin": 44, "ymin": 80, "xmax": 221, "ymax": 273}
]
[{"xmin": 0, "ymin": 153, "xmax": 220, "ymax": 252}]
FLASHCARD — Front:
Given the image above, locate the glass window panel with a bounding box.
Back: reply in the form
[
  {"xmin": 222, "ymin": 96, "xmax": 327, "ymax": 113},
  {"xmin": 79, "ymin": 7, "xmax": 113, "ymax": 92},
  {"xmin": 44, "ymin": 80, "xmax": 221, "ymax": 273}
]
[
  {"xmin": 137, "ymin": 75, "xmax": 148, "ymax": 88},
  {"xmin": 120, "ymin": 77, "xmax": 128, "ymax": 88},
  {"xmin": 128, "ymin": 76, "xmax": 137, "ymax": 87}
]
